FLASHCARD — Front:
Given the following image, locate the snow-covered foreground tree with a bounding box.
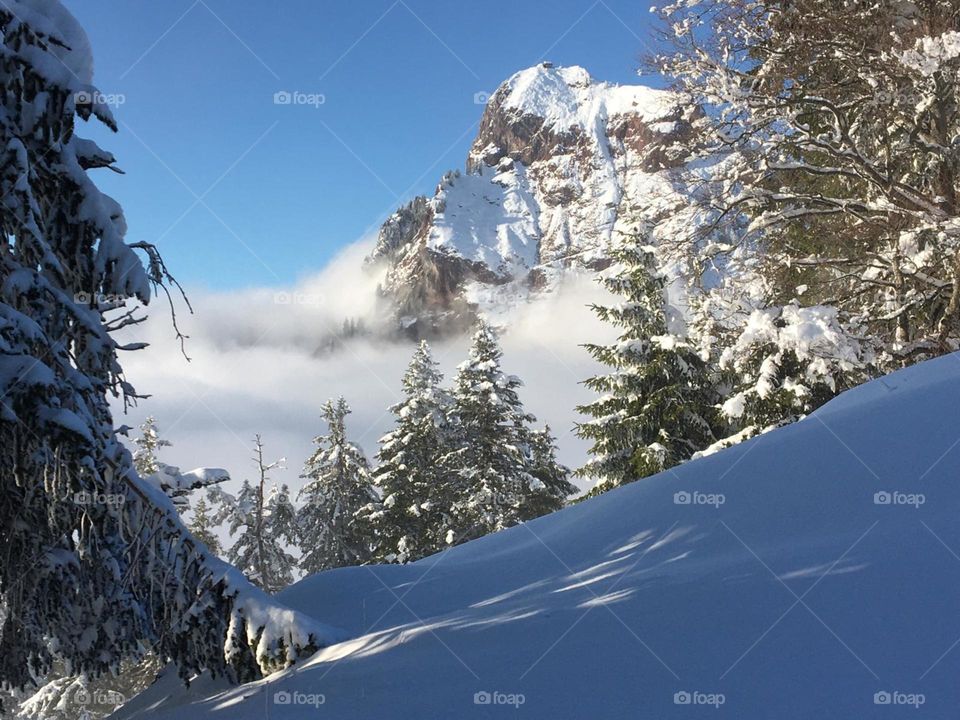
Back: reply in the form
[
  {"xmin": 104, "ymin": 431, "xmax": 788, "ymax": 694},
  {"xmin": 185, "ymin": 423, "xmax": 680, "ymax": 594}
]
[
  {"xmin": 577, "ymin": 242, "xmax": 720, "ymax": 491},
  {"xmin": 363, "ymin": 341, "xmax": 456, "ymax": 563},
  {"xmin": 298, "ymin": 398, "xmax": 379, "ymax": 572},
  {"xmin": 211, "ymin": 437, "xmax": 298, "ymax": 594},
  {"xmin": 0, "ymin": 0, "xmax": 335, "ymax": 695},
  {"xmin": 8, "ymin": 427, "xmax": 229, "ymax": 719},
  {"xmin": 654, "ymin": 0, "xmax": 960, "ymax": 368}
]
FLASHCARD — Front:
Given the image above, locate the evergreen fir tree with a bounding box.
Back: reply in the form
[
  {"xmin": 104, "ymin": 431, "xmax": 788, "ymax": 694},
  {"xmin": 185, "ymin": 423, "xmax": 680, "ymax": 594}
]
[
  {"xmin": 0, "ymin": 3, "xmax": 307, "ymax": 686},
  {"xmin": 188, "ymin": 496, "xmax": 222, "ymax": 557},
  {"xmin": 298, "ymin": 398, "xmax": 379, "ymax": 573},
  {"xmin": 363, "ymin": 341, "xmax": 455, "ymax": 563},
  {"xmin": 446, "ymin": 322, "xmax": 540, "ymax": 541},
  {"xmin": 717, "ymin": 304, "xmax": 864, "ymax": 434},
  {"xmin": 0, "ymin": 0, "xmax": 391, "ymax": 687},
  {"xmin": 265, "ymin": 483, "xmax": 299, "ymax": 582},
  {"xmin": 577, "ymin": 243, "xmax": 719, "ymax": 493},
  {"xmin": 521, "ymin": 426, "xmax": 577, "ymax": 520},
  {"xmin": 131, "ymin": 416, "xmax": 172, "ymax": 477},
  {"xmin": 214, "ymin": 437, "xmax": 297, "ymax": 594}
]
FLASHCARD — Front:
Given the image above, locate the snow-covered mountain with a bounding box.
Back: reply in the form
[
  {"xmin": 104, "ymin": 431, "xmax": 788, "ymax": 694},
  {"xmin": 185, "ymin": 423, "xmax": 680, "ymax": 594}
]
[
  {"xmin": 367, "ymin": 64, "xmax": 700, "ymax": 335},
  {"xmin": 115, "ymin": 353, "xmax": 960, "ymax": 718}
]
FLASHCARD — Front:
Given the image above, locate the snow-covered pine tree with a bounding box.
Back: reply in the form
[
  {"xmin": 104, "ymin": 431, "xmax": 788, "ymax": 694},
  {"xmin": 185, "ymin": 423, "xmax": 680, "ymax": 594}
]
[
  {"xmin": 363, "ymin": 341, "xmax": 455, "ymax": 563},
  {"xmin": 298, "ymin": 398, "xmax": 379, "ymax": 573},
  {"xmin": 577, "ymin": 243, "xmax": 719, "ymax": 493},
  {"xmin": 213, "ymin": 437, "xmax": 297, "ymax": 594},
  {"xmin": 717, "ymin": 304, "xmax": 868, "ymax": 434},
  {"xmin": 521, "ymin": 426, "xmax": 577, "ymax": 520},
  {"xmin": 446, "ymin": 322, "xmax": 543, "ymax": 541},
  {"xmin": 188, "ymin": 495, "xmax": 223, "ymax": 557},
  {"xmin": 132, "ymin": 416, "xmax": 172, "ymax": 477},
  {"xmin": 12, "ymin": 656, "xmax": 164, "ymax": 720},
  {"xmin": 7, "ymin": 460, "xmax": 231, "ymax": 720},
  {"xmin": 0, "ymin": 0, "xmax": 342, "ymax": 692},
  {"xmin": 264, "ymin": 483, "xmax": 299, "ymax": 585}
]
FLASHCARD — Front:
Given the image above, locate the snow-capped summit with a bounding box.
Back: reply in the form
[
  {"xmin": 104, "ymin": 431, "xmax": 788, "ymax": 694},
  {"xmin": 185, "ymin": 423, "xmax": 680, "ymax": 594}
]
[
  {"xmin": 367, "ymin": 64, "xmax": 701, "ymax": 336},
  {"xmin": 498, "ymin": 63, "xmax": 675, "ymax": 134}
]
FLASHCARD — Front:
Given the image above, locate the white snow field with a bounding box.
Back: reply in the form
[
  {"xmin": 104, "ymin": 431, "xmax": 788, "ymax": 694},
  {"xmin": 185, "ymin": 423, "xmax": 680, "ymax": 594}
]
[{"xmin": 115, "ymin": 354, "xmax": 960, "ymax": 718}]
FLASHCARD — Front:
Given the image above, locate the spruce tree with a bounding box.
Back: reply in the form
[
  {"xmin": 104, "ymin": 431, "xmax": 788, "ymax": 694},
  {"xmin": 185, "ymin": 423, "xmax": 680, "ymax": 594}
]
[
  {"xmin": 298, "ymin": 398, "xmax": 379, "ymax": 573},
  {"xmin": 132, "ymin": 416, "xmax": 172, "ymax": 477},
  {"xmin": 717, "ymin": 304, "xmax": 864, "ymax": 434},
  {"xmin": 521, "ymin": 426, "xmax": 577, "ymax": 520},
  {"xmin": 446, "ymin": 322, "xmax": 541, "ymax": 541},
  {"xmin": 0, "ymin": 0, "xmax": 348, "ymax": 687},
  {"xmin": 214, "ymin": 437, "xmax": 297, "ymax": 594},
  {"xmin": 364, "ymin": 342, "xmax": 455, "ymax": 563},
  {"xmin": 577, "ymin": 243, "xmax": 719, "ymax": 493},
  {"xmin": 188, "ymin": 496, "xmax": 223, "ymax": 557}
]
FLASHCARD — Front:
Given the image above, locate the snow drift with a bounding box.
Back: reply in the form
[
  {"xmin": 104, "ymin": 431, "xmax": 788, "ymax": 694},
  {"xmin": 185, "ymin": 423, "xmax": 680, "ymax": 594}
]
[{"xmin": 114, "ymin": 354, "xmax": 960, "ymax": 718}]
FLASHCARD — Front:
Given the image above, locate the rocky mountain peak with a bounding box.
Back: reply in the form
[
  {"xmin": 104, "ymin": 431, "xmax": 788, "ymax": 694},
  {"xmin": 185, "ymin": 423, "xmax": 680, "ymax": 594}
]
[{"xmin": 366, "ymin": 64, "xmax": 702, "ymax": 337}]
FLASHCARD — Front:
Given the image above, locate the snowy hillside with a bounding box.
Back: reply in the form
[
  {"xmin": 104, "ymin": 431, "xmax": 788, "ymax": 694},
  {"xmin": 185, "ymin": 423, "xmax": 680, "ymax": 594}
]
[
  {"xmin": 114, "ymin": 354, "xmax": 960, "ymax": 718},
  {"xmin": 367, "ymin": 63, "xmax": 702, "ymax": 334}
]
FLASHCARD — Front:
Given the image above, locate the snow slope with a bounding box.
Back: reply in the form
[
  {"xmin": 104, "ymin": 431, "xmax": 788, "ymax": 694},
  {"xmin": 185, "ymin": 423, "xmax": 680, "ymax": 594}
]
[{"xmin": 114, "ymin": 354, "xmax": 960, "ymax": 718}]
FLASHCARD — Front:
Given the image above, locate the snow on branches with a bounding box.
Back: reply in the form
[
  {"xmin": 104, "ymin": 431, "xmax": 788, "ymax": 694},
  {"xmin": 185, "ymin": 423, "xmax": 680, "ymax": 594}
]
[
  {"xmin": 0, "ymin": 0, "xmax": 339, "ymax": 692},
  {"xmin": 653, "ymin": 0, "xmax": 960, "ymax": 366}
]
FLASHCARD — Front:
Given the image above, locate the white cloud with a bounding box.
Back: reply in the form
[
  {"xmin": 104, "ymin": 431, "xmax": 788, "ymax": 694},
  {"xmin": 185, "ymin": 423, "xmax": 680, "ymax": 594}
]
[{"xmin": 113, "ymin": 242, "xmax": 617, "ymax": 501}]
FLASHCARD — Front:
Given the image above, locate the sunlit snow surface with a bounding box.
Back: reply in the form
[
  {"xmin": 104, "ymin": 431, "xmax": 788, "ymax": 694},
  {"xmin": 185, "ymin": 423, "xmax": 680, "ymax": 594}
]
[{"xmin": 114, "ymin": 354, "xmax": 960, "ymax": 718}]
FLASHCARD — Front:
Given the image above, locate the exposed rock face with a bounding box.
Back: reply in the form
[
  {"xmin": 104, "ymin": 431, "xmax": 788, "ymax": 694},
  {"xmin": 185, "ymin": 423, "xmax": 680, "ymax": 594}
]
[{"xmin": 366, "ymin": 64, "xmax": 700, "ymax": 337}]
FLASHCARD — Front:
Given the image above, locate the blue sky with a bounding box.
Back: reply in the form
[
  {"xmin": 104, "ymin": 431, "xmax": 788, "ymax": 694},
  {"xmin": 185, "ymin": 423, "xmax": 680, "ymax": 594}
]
[{"xmin": 66, "ymin": 0, "xmax": 661, "ymax": 290}]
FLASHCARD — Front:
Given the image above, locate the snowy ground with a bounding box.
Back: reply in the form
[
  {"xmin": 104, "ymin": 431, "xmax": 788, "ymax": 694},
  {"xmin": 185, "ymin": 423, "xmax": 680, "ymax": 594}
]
[{"xmin": 114, "ymin": 354, "xmax": 960, "ymax": 718}]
